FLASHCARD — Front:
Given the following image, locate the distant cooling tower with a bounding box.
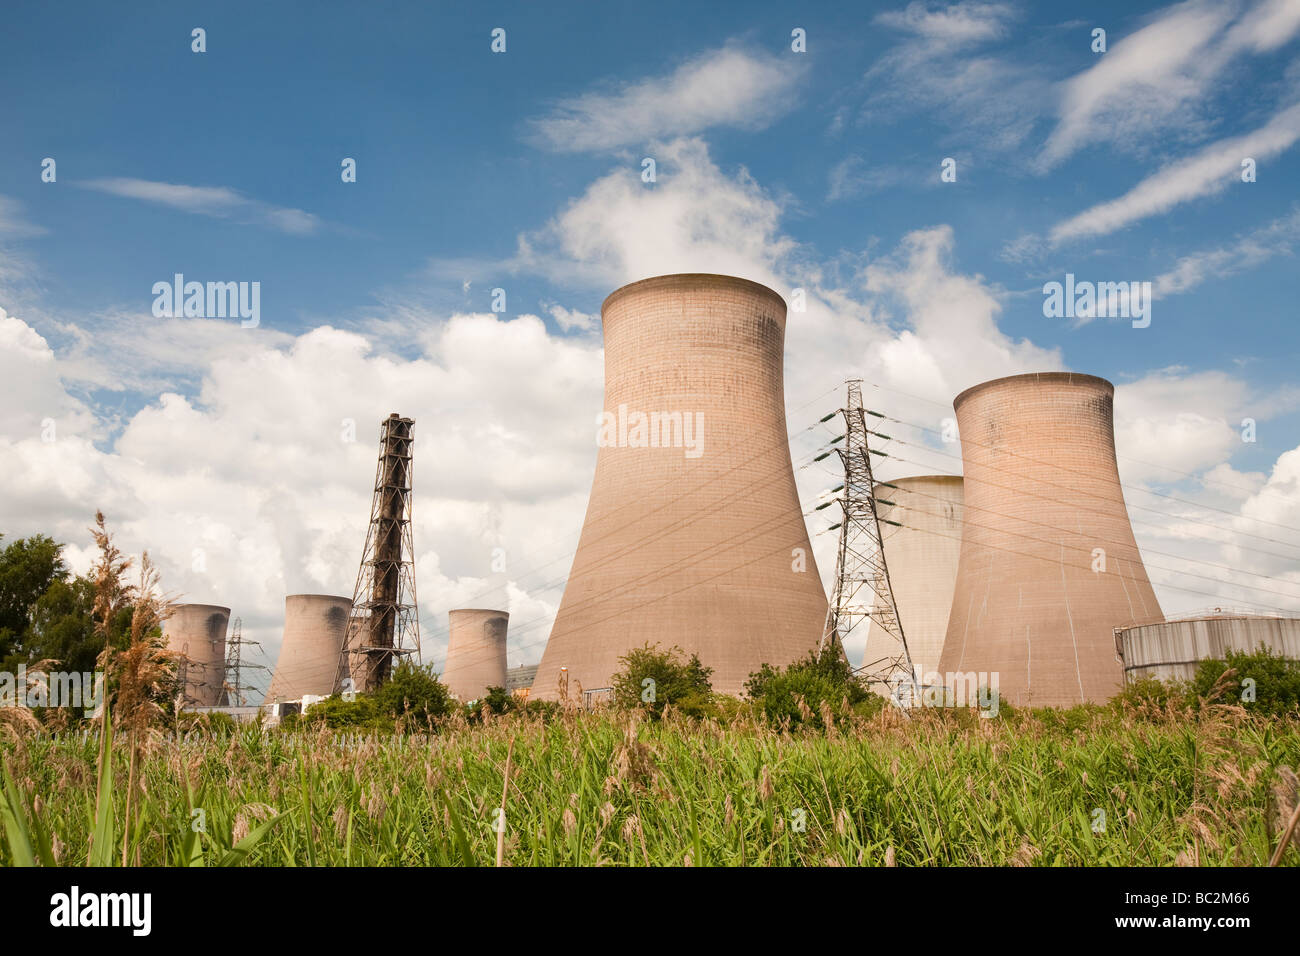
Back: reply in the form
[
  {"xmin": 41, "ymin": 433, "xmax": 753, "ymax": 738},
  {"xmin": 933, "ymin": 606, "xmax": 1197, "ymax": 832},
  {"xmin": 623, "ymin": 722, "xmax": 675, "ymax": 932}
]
[
  {"xmin": 165, "ymin": 604, "xmax": 229, "ymax": 707},
  {"xmin": 938, "ymin": 372, "xmax": 1162, "ymax": 707},
  {"xmin": 864, "ymin": 475, "xmax": 964, "ymax": 683},
  {"xmin": 267, "ymin": 594, "xmax": 352, "ymax": 703},
  {"xmin": 443, "ymin": 609, "xmax": 508, "ymax": 702},
  {"xmin": 532, "ymin": 274, "xmax": 828, "ymax": 700}
]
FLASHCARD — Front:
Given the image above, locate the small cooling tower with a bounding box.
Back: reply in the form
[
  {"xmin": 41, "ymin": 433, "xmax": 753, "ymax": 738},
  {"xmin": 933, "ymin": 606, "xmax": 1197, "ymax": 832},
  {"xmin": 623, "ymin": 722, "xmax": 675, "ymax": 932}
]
[
  {"xmin": 939, "ymin": 372, "xmax": 1162, "ymax": 706},
  {"xmin": 267, "ymin": 594, "xmax": 352, "ymax": 704},
  {"xmin": 532, "ymin": 274, "xmax": 827, "ymax": 700},
  {"xmin": 165, "ymin": 604, "xmax": 229, "ymax": 707},
  {"xmin": 864, "ymin": 475, "xmax": 964, "ymax": 684},
  {"xmin": 443, "ymin": 609, "xmax": 509, "ymax": 702}
]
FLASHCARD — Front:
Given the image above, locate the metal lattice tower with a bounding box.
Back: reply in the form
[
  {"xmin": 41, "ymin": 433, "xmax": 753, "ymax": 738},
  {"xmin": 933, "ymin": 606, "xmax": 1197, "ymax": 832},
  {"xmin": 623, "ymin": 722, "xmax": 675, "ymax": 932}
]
[
  {"xmin": 818, "ymin": 380, "xmax": 919, "ymax": 703},
  {"xmin": 336, "ymin": 413, "xmax": 422, "ymax": 693},
  {"xmin": 221, "ymin": 618, "xmax": 268, "ymax": 706}
]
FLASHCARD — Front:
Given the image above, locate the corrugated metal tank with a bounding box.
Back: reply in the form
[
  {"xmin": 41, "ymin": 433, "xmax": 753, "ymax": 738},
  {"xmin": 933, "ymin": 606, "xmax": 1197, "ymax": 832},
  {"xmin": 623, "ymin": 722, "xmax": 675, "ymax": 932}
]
[
  {"xmin": 532, "ymin": 274, "xmax": 827, "ymax": 699},
  {"xmin": 443, "ymin": 609, "xmax": 509, "ymax": 702},
  {"xmin": 1117, "ymin": 615, "xmax": 1300, "ymax": 684},
  {"xmin": 266, "ymin": 594, "xmax": 352, "ymax": 704},
  {"xmin": 165, "ymin": 604, "xmax": 229, "ymax": 707},
  {"xmin": 864, "ymin": 475, "xmax": 964, "ymax": 683},
  {"xmin": 938, "ymin": 372, "xmax": 1162, "ymax": 707}
]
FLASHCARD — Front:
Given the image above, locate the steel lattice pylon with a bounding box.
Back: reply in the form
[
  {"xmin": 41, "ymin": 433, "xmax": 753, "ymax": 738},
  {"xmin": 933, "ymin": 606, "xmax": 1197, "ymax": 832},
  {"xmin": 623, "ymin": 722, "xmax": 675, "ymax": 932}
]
[
  {"xmin": 336, "ymin": 413, "xmax": 422, "ymax": 693},
  {"xmin": 818, "ymin": 380, "xmax": 919, "ymax": 704}
]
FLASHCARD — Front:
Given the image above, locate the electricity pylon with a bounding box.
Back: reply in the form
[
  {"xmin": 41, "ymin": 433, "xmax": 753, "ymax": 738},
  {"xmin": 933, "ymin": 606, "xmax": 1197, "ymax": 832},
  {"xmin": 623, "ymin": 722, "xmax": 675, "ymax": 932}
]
[{"xmin": 818, "ymin": 380, "xmax": 919, "ymax": 704}]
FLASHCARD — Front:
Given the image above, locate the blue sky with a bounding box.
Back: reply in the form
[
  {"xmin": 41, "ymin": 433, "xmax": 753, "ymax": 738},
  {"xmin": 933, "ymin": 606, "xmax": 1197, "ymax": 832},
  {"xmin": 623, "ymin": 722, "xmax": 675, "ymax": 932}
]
[{"xmin": 3, "ymin": 0, "xmax": 1299, "ymax": 690}]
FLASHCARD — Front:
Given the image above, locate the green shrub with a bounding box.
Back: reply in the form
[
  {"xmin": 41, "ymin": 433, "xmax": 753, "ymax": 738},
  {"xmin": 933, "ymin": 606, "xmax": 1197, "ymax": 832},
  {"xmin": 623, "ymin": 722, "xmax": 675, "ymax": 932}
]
[
  {"xmin": 374, "ymin": 661, "xmax": 455, "ymax": 727},
  {"xmin": 1192, "ymin": 646, "xmax": 1300, "ymax": 717},
  {"xmin": 610, "ymin": 643, "xmax": 714, "ymax": 719},
  {"xmin": 745, "ymin": 647, "xmax": 870, "ymax": 730}
]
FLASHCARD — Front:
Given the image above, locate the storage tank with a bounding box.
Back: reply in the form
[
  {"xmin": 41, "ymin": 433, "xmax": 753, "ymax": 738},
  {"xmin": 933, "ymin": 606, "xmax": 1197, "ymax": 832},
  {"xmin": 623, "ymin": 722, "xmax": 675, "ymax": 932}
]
[
  {"xmin": 864, "ymin": 475, "xmax": 964, "ymax": 684},
  {"xmin": 266, "ymin": 594, "xmax": 352, "ymax": 704},
  {"xmin": 938, "ymin": 372, "xmax": 1162, "ymax": 707},
  {"xmin": 165, "ymin": 604, "xmax": 229, "ymax": 707},
  {"xmin": 443, "ymin": 609, "xmax": 509, "ymax": 702},
  {"xmin": 531, "ymin": 274, "xmax": 828, "ymax": 699},
  {"xmin": 1117, "ymin": 612, "xmax": 1300, "ymax": 684}
]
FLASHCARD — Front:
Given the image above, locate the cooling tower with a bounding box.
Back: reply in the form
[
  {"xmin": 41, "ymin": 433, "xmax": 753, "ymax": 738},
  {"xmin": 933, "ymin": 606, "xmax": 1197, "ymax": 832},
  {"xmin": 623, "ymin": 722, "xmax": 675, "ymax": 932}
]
[
  {"xmin": 443, "ymin": 609, "xmax": 509, "ymax": 702},
  {"xmin": 864, "ymin": 475, "xmax": 964, "ymax": 684},
  {"xmin": 532, "ymin": 274, "xmax": 828, "ymax": 700},
  {"xmin": 938, "ymin": 372, "xmax": 1162, "ymax": 707},
  {"xmin": 267, "ymin": 594, "xmax": 352, "ymax": 704},
  {"xmin": 165, "ymin": 604, "xmax": 229, "ymax": 707}
]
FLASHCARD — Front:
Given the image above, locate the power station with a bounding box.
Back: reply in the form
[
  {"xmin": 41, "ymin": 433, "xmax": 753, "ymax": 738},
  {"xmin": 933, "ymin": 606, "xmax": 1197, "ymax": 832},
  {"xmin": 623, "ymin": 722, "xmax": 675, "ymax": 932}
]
[
  {"xmin": 266, "ymin": 594, "xmax": 353, "ymax": 705},
  {"xmin": 864, "ymin": 475, "xmax": 964, "ymax": 685},
  {"xmin": 938, "ymin": 372, "xmax": 1163, "ymax": 707},
  {"xmin": 165, "ymin": 604, "xmax": 229, "ymax": 707},
  {"xmin": 443, "ymin": 609, "xmax": 509, "ymax": 703},
  {"xmin": 531, "ymin": 274, "xmax": 828, "ymax": 699}
]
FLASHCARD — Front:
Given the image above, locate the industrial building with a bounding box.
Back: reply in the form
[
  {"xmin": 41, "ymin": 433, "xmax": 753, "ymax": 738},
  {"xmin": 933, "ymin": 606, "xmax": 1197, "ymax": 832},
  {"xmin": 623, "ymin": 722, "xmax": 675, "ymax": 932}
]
[
  {"xmin": 1116, "ymin": 612, "xmax": 1300, "ymax": 684},
  {"xmin": 506, "ymin": 663, "xmax": 539, "ymax": 698},
  {"xmin": 165, "ymin": 604, "xmax": 229, "ymax": 707},
  {"xmin": 266, "ymin": 594, "xmax": 352, "ymax": 706},
  {"xmin": 938, "ymin": 372, "xmax": 1162, "ymax": 707},
  {"xmin": 443, "ymin": 608, "xmax": 509, "ymax": 702},
  {"xmin": 531, "ymin": 274, "xmax": 828, "ymax": 699},
  {"xmin": 864, "ymin": 475, "xmax": 964, "ymax": 683}
]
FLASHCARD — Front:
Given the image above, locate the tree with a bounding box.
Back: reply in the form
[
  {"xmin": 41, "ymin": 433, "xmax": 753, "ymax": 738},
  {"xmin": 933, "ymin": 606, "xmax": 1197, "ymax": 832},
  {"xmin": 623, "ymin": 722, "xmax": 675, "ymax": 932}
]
[
  {"xmin": 611, "ymin": 643, "xmax": 714, "ymax": 719},
  {"xmin": 374, "ymin": 661, "xmax": 455, "ymax": 726},
  {"xmin": 0, "ymin": 534, "xmax": 68, "ymax": 660},
  {"xmin": 745, "ymin": 647, "xmax": 871, "ymax": 730},
  {"xmin": 1192, "ymin": 646, "xmax": 1300, "ymax": 717}
]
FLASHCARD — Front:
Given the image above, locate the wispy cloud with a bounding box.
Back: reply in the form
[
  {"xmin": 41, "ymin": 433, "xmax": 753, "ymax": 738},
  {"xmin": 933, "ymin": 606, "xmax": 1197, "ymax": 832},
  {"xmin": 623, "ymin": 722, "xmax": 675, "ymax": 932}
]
[
  {"xmin": 80, "ymin": 178, "xmax": 322, "ymax": 234},
  {"xmin": 1037, "ymin": 0, "xmax": 1300, "ymax": 170},
  {"xmin": 526, "ymin": 45, "xmax": 805, "ymax": 153},
  {"xmin": 1048, "ymin": 101, "xmax": 1300, "ymax": 243},
  {"xmin": 0, "ymin": 195, "xmax": 47, "ymax": 238},
  {"xmin": 1154, "ymin": 203, "xmax": 1300, "ymax": 295}
]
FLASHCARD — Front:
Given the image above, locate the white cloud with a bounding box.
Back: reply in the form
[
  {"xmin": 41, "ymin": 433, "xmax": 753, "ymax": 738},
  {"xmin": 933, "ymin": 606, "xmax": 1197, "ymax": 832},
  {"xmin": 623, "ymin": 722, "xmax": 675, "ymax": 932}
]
[
  {"xmin": 80, "ymin": 178, "xmax": 322, "ymax": 235},
  {"xmin": 875, "ymin": 1, "xmax": 1015, "ymax": 46},
  {"xmin": 1154, "ymin": 203, "xmax": 1300, "ymax": 295},
  {"xmin": 526, "ymin": 46, "xmax": 805, "ymax": 152},
  {"xmin": 1049, "ymin": 102, "xmax": 1300, "ymax": 242}
]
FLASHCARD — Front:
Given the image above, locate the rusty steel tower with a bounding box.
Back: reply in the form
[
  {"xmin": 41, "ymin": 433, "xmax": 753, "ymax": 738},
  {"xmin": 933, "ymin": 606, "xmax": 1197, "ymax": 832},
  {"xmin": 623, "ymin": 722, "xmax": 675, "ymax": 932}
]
[
  {"xmin": 818, "ymin": 380, "xmax": 918, "ymax": 703},
  {"xmin": 337, "ymin": 413, "xmax": 421, "ymax": 693}
]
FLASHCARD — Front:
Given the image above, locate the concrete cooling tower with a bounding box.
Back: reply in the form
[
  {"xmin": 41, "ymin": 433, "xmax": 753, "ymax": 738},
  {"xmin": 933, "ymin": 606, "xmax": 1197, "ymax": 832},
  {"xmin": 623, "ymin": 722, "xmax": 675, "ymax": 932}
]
[
  {"xmin": 266, "ymin": 594, "xmax": 352, "ymax": 704},
  {"xmin": 938, "ymin": 372, "xmax": 1162, "ymax": 707},
  {"xmin": 864, "ymin": 475, "xmax": 964, "ymax": 684},
  {"xmin": 443, "ymin": 609, "xmax": 508, "ymax": 702},
  {"xmin": 165, "ymin": 604, "xmax": 229, "ymax": 707},
  {"xmin": 532, "ymin": 274, "xmax": 828, "ymax": 700}
]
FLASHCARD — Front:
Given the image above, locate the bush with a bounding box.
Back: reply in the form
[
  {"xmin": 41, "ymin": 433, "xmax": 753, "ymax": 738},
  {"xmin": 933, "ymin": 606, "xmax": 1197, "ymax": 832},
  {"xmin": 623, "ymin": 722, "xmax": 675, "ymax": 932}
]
[
  {"xmin": 1192, "ymin": 646, "xmax": 1300, "ymax": 717},
  {"xmin": 610, "ymin": 643, "xmax": 714, "ymax": 719},
  {"xmin": 745, "ymin": 647, "xmax": 870, "ymax": 730},
  {"xmin": 301, "ymin": 694, "xmax": 382, "ymax": 729},
  {"xmin": 374, "ymin": 661, "xmax": 455, "ymax": 727}
]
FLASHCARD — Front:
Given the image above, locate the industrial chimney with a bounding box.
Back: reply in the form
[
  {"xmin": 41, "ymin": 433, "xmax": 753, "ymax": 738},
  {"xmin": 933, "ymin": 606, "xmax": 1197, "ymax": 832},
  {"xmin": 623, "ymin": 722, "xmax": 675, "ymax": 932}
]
[
  {"xmin": 165, "ymin": 604, "xmax": 229, "ymax": 707},
  {"xmin": 267, "ymin": 594, "xmax": 352, "ymax": 704},
  {"xmin": 443, "ymin": 609, "xmax": 509, "ymax": 702},
  {"xmin": 938, "ymin": 372, "xmax": 1162, "ymax": 706},
  {"xmin": 532, "ymin": 274, "xmax": 828, "ymax": 700},
  {"xmin": 864, "ymin": 475, "xmax": 964, "ymax": 684}
]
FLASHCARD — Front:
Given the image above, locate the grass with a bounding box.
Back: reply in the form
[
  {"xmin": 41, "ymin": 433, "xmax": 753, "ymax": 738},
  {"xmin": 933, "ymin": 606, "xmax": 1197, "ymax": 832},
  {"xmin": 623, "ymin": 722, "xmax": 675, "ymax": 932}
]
[{"xmin": 1, "ymin": 702, "xmax": 1298, "ymax": 867}]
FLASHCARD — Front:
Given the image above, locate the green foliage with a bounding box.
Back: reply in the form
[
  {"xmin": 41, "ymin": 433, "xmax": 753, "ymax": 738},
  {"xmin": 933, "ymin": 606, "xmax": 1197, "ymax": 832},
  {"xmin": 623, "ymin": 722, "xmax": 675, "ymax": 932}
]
[
  {"xmin": 610, "ymin": 643, "xmax": 714, "ymax": 718},
  {"xmin": 745, "ymin": 647, "xmax": 870, "ymax": 730},
  {"xmin": 470, "ymin": 685, "xmax": 517, "ymax": 718},
  {"xmin": 1192, "ymin": 645, "xmax": 1300, "ymax": 717},
  {"xmin": 0, "ymin": 534, "xmax": 68, "ymax": 662},
  {"xmin": 374, "ymin": 662, "xmax": 455, "ymax": 726},
  {"xmin": 300, "ymin": 694, "xmax": 382, "ymax": 729}
]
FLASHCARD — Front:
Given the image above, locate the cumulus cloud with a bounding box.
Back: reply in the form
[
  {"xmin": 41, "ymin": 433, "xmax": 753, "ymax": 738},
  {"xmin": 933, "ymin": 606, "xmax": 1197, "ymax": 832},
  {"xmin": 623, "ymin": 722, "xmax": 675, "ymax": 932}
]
[
  {"xmin": 79, "ymin": 178, "xmax": 323, "ymax": 235},
  {"xmin": 527, "ymin": 46, "xmax": 805, "ymax": 153}
]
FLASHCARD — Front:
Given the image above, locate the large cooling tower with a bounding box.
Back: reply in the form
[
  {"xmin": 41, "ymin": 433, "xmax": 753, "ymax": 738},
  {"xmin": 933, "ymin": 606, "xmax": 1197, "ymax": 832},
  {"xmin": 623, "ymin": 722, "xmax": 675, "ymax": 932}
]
[
  {"xmin": 938, "ymin": 372, "xmax": 1162, "ymax": 707},
  {"xmin": 532, "ymin": 274, "xmax": 828, "ymax": 700},
  {"xmin": 864, "ymin": 475, "xmax": 964, "ymax": 684},
  {"xmin": 443, "ymin": 609, "xmax": 508, "ymax": 702},
  {"xmin": 165, "ymin": 604, "xmax": 229, "ymax": 707},
  {"xmin": 266, "ymin": 594, "xmax": 352, "ymax": 704}
]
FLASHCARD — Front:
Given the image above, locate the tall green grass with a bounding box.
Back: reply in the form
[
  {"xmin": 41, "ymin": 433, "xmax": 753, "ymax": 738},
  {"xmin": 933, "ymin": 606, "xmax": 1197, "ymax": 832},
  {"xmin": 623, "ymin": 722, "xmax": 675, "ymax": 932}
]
[{"xmin": 1, "ymin": 705, "xmax": 1297, "ymax": 866}]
